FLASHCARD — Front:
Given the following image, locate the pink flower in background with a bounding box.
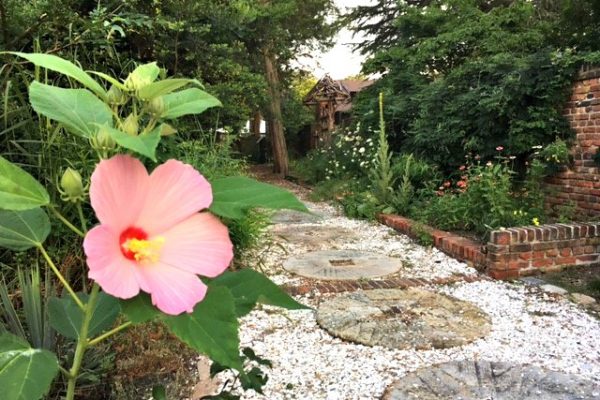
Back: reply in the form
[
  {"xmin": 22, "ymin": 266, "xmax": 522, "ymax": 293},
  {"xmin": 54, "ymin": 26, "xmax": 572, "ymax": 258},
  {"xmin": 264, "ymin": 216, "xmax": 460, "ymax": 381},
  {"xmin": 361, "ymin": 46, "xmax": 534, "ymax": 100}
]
[
  {"xmin": 83, "ymin": 155, "xmax": 233, "ymax": 315},
  {"xmin": 496, "ymin": 146, "xmax": 504, "ymax": 151}
]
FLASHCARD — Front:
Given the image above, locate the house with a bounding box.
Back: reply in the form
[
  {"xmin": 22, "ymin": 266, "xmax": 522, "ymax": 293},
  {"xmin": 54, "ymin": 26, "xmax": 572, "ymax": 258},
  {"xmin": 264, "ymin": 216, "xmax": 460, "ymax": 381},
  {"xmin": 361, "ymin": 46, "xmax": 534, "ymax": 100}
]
[{"xmin": 303, "ymin": 75, "xmax": 375, "ymax": 149}]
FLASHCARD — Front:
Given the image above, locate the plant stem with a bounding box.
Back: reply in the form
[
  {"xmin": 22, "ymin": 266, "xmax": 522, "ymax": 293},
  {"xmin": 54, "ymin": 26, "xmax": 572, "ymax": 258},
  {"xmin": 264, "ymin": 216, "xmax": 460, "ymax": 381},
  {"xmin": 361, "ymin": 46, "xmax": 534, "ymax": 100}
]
[
  {"xmin": 38, "ymin": 245, "xmax": 84, "ymax": 310},
  {"xmin": 87, "ymin": 321, "xmax": 132, "ymax": 347},
  {"xmin": 48, "ymin": 205, "xmax": 85, "ymax": 238},
  {"xmin": 66, "ymin": 284, "xmax": 100, "ymax": 400},
  {"xmin": 58, "ymin": 365, "xmax": 73, "ymax": 379},
  {"xmin": 76, "ymin": 203, "xmax": 88, "ymax": 233}
]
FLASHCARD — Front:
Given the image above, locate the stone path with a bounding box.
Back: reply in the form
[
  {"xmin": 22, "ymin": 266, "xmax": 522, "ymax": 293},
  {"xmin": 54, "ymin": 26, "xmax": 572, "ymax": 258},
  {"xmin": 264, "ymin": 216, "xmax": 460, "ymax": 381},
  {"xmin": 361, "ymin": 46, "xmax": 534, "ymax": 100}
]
[
  {"xmin": 317, "ymin": 288, "xmax": 491, "ymax": 350},
  {"xmin": 383, "ymin": 360, "xmax": 600, "ymax": 400},
  {"xmin": 195, "ymin": 168, "xmax": 600, "ymax": 400}
]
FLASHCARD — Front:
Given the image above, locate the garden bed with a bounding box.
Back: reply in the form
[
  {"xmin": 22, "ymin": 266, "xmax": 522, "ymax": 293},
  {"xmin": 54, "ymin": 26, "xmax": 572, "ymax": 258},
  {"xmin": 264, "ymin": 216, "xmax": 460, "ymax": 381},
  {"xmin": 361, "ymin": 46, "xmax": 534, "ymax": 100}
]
[{"xmin": 379, "ymin": 213, "xmax": 600, "ymax": 280}]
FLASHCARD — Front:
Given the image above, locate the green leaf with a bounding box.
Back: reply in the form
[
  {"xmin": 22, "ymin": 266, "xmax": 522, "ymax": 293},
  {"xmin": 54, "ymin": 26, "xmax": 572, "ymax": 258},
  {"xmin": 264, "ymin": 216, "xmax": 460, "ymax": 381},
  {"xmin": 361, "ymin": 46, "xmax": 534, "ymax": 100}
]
[
  {"xmin": 163, "ymin": 286, "xmax": 242, "ymax": 371},
  {"xmin": 211, "ymin": 269, "xmax": 308, "ymax": 317},
  {"xmin": 124, "ymin": 62, "xmax": 160, "ymax": 89},
  {"xmin": 48, "ymin": 292, "xmax": 120, "ymax": 340},
  {"xmin": 138, "ymin": 78, "xmax": 203, "ymax": 100},
  {"xmin": 161, "ymin": 88, "xmax": 221, "ymax": 119},
  {"xmin": 29, "ymin": 81, "xmax": 112, "ymax": 138},
  {"xmin": 210, "ymin": 176, "xmax": 308, "ymax": 220},
  {"xmin": 0, "ymin": 209, "xmax": 50, "ymax": 251},
  {"xmin": 0, "ymin": 332, "xmax": 58, "ymax": 400},
  {"xmin": 152, "ymin": 385, "xmax": 167, "ymax": 400},
  {"xmin": 7, "ymin": 52, "xmax": 108, "ymax": 99},
  {"xmin": 0, "ymin": 156, "xmax": 49, "ymax": 210},
  {"xmin": 103, "ymin": 126, "xmax": 161, "ymax": 161},
  {"xmin": 120, "ymin": 293, "xmax": 159, "ymax": 324}
]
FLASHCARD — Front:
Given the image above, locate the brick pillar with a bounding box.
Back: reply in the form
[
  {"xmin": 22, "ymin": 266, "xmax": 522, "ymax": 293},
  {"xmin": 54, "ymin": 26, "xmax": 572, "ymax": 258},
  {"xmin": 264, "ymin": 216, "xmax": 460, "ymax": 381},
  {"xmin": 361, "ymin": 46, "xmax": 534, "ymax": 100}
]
[{"xmin": 545, "ymin": 66, "xmax": 600, "ymax": 217}]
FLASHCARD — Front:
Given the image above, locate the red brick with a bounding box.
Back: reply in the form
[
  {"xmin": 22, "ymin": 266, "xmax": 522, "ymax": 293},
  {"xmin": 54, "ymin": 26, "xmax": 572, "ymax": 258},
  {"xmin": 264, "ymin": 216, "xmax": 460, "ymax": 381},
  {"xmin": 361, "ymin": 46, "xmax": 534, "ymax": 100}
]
[
  {"xmin": 532, "ymin": 259, "xmax": 554, "ymax": 268},
  {"xmin": 560, "ymin": 248, "xmax": 572, "ymax": 257},
  {"xmin": 556, "ymin": 257, "xmax": 577, "ymax": 265},
  {"xmin": 489, "ymin": 269, "xmax": 520, "ymax": 280},
  {"xmin": 546, "ymin": 249, "xmax": 559, "ymax": 257},
  {"xmin": 491, "ymin": 231, "xmax": 511, "ymax": 245}
]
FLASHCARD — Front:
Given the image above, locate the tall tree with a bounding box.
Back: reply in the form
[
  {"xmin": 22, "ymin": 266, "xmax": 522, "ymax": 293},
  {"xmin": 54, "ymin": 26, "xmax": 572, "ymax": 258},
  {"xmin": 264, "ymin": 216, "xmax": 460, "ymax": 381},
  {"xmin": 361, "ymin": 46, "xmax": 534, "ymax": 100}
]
[{"xmin": 238, "ymin": 0, "xmax": 338, "ymax": 175}]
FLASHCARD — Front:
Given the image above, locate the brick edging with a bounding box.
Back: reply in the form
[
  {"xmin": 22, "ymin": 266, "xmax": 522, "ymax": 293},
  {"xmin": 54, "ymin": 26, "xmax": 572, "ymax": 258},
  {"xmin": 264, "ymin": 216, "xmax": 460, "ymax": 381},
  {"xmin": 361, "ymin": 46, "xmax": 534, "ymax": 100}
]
[
  {"xmin": 377, "ymin": 214, "xmax": 487, "ymax": 270},
  {"xmin": 284, "ymin": 274, "xmax": 487, "ymax": 296}
]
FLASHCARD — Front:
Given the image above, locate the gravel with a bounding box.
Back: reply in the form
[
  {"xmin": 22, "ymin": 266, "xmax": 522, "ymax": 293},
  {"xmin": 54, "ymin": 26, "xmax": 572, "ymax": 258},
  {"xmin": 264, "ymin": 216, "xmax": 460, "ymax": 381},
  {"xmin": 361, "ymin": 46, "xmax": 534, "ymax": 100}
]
[{"xmin": 195, "ymin": 189, "xmax": 600, "ymax": 399}]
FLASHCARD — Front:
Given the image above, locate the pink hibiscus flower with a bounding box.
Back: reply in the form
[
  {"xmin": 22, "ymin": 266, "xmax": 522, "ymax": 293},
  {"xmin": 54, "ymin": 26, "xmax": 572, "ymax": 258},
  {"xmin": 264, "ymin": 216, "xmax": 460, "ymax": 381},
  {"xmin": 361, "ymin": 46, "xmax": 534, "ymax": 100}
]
[{"xmin": 83, "ymin": 155, "xmax": 233, "ymax": 315}]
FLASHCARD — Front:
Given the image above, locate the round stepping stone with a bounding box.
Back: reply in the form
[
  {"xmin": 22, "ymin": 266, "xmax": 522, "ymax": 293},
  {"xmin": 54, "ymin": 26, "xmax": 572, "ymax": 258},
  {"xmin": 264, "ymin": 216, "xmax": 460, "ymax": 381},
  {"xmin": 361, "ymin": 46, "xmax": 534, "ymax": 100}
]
[
  {"xmin": 272, "ymin": 225, "xmax": 357, "ymax": 247},
  {"xmin": 316, "ymin": 288, "xmax": 491, "ymax": 350},
  {"xmin": 383, "ymin": 360, "xmax": 600, "ymax": 400},
  {"xmin": 270, "ymin": 209, "xmax": 323, "ymax": 224},
  {"xmin": 283, "ymin": 250, "xmax": 402, "ymax": 280}
]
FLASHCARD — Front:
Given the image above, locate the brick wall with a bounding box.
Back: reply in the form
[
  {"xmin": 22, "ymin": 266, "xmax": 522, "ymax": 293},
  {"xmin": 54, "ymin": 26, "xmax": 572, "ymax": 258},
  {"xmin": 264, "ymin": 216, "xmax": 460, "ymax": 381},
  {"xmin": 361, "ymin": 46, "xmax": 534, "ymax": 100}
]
[
  {"xmin": 545, "ymin": 66, "xmax": 600, "ymax": 216},
  {"xmin": 487, "ymin": 223, "xmax": 600, "ymax": 279},
  {"xmin": 379, "ymin": 214, "xmax": 600, "ymax": 280}
]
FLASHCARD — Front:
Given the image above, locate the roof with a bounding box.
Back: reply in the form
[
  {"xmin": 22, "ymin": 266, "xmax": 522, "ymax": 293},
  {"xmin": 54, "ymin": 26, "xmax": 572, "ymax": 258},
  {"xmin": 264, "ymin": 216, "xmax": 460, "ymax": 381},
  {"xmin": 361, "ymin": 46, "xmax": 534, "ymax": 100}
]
[{"xmin": 303, "ymin": 75, "xmax": 375, "ymax": 106}]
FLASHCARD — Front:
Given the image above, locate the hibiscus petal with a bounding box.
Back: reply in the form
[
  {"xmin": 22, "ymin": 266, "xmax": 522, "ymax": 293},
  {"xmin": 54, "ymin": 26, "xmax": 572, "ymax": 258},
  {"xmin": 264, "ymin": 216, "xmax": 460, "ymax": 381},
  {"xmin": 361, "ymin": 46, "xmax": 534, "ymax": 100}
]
[
  {"xmin": 136, "ymin": 263, "xmax": 208, "ymax": 315},
  {"xmin": 83, "ymin": 225, "xmax": 140, "ymax": 299},
  {"xmin": 90, "ymin": 155, "xmax": 149, "ymax": 230},
  {"xmin": 159, "ymin": 213, "xmax": 233, "ymax": 278},
  {"xmin": 137, "ymin": 160, "xmax": 212, "ymax": 235}
]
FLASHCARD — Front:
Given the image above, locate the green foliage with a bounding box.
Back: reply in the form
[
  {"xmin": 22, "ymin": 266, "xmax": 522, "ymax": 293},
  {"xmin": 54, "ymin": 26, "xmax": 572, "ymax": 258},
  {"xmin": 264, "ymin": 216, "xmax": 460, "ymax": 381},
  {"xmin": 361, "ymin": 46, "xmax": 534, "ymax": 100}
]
[
  {"xmin": 210, "ymin": 176, "xmax": 308, "ymax": 220},
  {"xmin": 351, "ymin": 0, "xmax": 600, "ymax": 172},
  {"xmin": 226, "ymin": 210, "xmax": 271, "ymax": 253},
  {"xmin": 0, "ymin": 332, "xmax": 59, "ymax": 400},
  {"xmin": 538, "ymin": 138, "xmax": 571, "ymax": 175},
  {"xmin": 211, "ymin": 269, "xmax": 309, "ymax": 317},
  {"xmin": 0, "ymin": 266, "xmax": 56, "ymax": 351},
  {"xmin": 175, "ymin": 134, "xmax": 247, "ymax": 180},
  {"xmin": 370, "ymin": 93, "xmax": 395, "ymax": 205},
  {"xmin": 163, "ymin": 286, "xmax": 242, "ymax": 371},
  {"xmin": 0, "ymin": 156, "xmax": 50, "ymax": 210},
  {"xmin": 28, "ymin": 82, "xmax": 113, "ymax": 138},
  {"xmin": 0, "ymin": 209, "xmax": 51, "ymax": 251},
  {"xmin": 48, "ymin": 292, "xmax": 120, "ymax": 340}
]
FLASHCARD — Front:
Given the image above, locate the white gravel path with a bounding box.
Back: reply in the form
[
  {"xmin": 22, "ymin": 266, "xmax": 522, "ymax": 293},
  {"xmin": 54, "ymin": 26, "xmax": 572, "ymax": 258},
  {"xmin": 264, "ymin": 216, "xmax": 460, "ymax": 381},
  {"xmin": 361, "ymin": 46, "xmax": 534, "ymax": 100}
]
[{"xmin": 203, "ymin": 192, "xmax": 600, "ymax": 399}]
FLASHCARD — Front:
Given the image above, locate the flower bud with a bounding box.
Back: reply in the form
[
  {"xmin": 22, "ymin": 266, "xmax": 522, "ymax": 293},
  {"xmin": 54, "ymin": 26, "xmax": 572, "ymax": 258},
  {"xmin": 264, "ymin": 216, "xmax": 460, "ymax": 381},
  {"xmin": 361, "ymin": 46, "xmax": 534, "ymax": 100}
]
[
  {"xmin": 122, "ymin": 113, "xmax": 139, "ymax": 136},
  {"xmin": 147, "ymin": 97, "xmax": 165, "ymax": 117},
  {"xmin": 159, "ymin": 123, "xmax": 177, "ymax": 137},
  {"xmin": 107, "ymin": 85, "xmax": 126, "ymax": 105},
  {"xmin": 60, "ymin": 168, "xmax": 84, "ymax": 202},
  {"xmin": 91, "ymin": 126, "xmax": 116, "ymax": 152}
]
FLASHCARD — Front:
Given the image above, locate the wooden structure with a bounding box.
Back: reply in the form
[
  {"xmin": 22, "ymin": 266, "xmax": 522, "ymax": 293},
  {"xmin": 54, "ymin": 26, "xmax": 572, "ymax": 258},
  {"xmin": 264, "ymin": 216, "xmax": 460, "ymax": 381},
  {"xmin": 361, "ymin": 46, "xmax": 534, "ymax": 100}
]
[{"xmin": 303, "ymin": 75, "xmax": 374, "ymax": 148}]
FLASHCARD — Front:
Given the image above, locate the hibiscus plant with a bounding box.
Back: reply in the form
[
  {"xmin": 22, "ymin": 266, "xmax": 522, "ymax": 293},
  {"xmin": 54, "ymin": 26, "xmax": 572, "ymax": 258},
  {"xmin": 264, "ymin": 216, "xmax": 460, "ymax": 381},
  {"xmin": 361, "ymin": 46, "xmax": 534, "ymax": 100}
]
[{"xmin": 0, "ymin": 53, "xmax": 308, "ymax": 400}]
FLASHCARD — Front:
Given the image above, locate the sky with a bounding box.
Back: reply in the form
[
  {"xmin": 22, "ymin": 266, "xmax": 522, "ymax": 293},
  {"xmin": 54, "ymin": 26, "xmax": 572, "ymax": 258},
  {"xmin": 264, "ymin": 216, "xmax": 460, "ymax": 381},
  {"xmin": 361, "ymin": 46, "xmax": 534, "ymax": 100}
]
[{"xmin": 295, "ymin": 0, "xmax": 375, "ymax": 80}]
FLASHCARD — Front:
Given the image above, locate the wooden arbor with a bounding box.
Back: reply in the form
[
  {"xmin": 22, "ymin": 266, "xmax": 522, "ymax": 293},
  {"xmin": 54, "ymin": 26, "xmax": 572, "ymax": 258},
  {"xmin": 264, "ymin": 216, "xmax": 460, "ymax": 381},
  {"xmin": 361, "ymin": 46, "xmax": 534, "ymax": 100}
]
[{"xmin": 303, "ymin": 75, "xmax": 374, "ymax": 149}]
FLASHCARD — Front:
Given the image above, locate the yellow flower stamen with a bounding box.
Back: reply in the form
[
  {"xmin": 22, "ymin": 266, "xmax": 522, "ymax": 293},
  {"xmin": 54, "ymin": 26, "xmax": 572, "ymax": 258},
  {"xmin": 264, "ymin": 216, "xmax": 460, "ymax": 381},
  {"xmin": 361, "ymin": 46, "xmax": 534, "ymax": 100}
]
[{"xmin": 122, "ymin": 236, "xmax": 165, "ymax": 264}]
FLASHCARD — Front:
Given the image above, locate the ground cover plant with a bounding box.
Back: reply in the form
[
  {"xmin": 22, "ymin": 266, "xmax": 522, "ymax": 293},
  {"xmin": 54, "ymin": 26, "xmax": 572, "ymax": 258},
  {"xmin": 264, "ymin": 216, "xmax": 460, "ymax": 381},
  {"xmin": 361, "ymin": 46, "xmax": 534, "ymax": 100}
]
[{"xmin": 0, "ymin": 53, "xmax": 310, "ymax": 400}]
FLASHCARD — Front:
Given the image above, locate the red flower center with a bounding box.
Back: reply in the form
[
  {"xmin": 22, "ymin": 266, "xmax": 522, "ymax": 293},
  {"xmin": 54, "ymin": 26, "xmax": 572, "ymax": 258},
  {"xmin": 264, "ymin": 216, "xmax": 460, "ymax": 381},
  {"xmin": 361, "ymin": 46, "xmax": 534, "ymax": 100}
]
[{"xmin": 119, "ymin": 227, "xmax": 148, "ymax": 260}]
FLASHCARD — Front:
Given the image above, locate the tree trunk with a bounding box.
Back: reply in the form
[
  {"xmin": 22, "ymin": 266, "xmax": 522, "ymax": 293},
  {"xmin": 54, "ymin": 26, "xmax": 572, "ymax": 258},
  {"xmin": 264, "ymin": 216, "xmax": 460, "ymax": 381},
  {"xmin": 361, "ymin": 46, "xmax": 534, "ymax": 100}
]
[{"xmin": 262, "ymin": 45, "xmax": 289, "ymax": 176}]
